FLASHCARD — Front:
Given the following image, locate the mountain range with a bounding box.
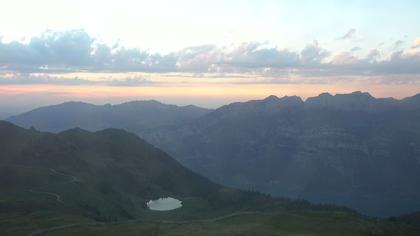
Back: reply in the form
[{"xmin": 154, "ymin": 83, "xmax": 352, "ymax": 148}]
[
  {"xmin": 7, "ymin": 100, "xmax": 211, "ymax": 133},
  {"xmin": 6, "ymin": 91, "xmax": 420, "ymax": 216}
]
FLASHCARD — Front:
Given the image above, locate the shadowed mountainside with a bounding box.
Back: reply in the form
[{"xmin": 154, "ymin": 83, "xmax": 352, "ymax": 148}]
[
  {"xmin": 144, "ymin": 92, "xmax": 420, "ymax": 216},
  {"xmin": 7, "ymin": 100, "xmax": 212, "ymax": 133}
]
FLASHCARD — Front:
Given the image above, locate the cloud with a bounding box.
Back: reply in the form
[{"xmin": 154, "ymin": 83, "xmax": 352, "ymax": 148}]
[
  {"xmin": 0, "ymin": 30, "xmax": 94, "ymax": 68},
  {"xmin": 0, "ymin": 72, "xmax": 154, "ymax": 86},
  {"xmin": 412, "ymin": 37, "xmax": 420, "ymax": 48},
  {"xmin": 166, "ymin": 42, "xmax": 301, "ymax": 73},
  {"xmin": 175, "ymin": 45, "xmax": 223, "ymax": 72},
  {"xmin": 0, "ymin": 73, "xmax": 94, "ymax": 85},
  {"xmin": 224, "ymin": 42, "xmax": 300, "ymax": 69},
  {"xmin": 367, "ymin": 49, "xmax": 380, "ymax": 61},
  {"xmin": 338, "ymin": 28, "xmax": 356, "ymax": 40},
  {"xmin": 0, "ymin": 30, "xmax": 177, "ymax": 73},
  {"xmin": 375, "ymin": 50, "xmax": 420, "ymax": 74},
  {"xmin": 322, "ymin": 49, "xmax": 420, "ymax": 76},
  {"xmin": 0, "ymin": 30, "xmax": 420, "ymax": 81},
  {"xmin": 105, "ymin": 77, "xmax": 155, "ymax": 87},
  {"xmin": 331, "ymin": 51, "xmax": 358, "ymax": 65},
  {"xmin": 393, "ymin": 40, "xmax": 405, "ymax": 49},
  {"xmin": 300, "ymin": 41, "xmax": 329, "ymax": 65}
]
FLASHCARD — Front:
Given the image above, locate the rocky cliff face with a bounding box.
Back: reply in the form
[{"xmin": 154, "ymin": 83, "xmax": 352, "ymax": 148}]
[{"xmin": 145, "ymin": 92, "xmax": 420, "ymax": 216}]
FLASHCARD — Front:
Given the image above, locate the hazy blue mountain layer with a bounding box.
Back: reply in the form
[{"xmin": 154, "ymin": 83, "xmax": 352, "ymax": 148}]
[
  {"xmin": 7, "ymin": 100, "xmax": 212, "ymax": 133},
  {"xmin": 145, "ymin": 92, "xmax": 420, "ymax": 216}
]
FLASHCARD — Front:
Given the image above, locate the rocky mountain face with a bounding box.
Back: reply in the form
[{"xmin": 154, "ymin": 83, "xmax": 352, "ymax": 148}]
[
  {"xmin": 145, "ymin": 92, "xmax": 420, "ymax": 216},
  {"xmin": 7, "ymin": 100, "xmax": 212, "ymax": 133}
]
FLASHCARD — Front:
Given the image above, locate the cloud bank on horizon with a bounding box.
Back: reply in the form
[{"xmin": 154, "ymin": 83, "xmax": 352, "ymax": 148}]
[{"xmin": 0, "ymin": 29, "xmax": 419, "ymax": 85}]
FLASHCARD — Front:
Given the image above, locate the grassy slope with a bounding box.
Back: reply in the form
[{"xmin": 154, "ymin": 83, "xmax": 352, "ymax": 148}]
[
  {"xmin": 38, "ymin": 212, "xmax": 420, "ymax": 236},
  {"xmin": 396, "ymin": 211, "xmax": 420, "ymax": 228}
]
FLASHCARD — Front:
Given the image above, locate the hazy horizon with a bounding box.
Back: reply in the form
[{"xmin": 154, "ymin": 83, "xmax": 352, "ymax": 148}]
[
  {"xmin": 2, "ymin": 90, "xmax": 420, "ymax": 120},
  {"xmin": 1, "ymin": 0, "xmax": 419, "ymax": 116}
]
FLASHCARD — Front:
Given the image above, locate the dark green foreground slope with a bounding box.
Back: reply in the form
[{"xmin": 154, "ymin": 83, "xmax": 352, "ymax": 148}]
[
  {"xmin": 0, "ymin": 121, "xmax": 418, "ymax": 236},
  {"xmin": 10, "ymin": 212, "xmax": 419, "ymax": 236}
]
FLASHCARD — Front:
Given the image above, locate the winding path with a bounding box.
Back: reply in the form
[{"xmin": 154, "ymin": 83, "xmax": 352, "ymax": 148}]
[
  {"xmin": 27, "ymin": 189, "xmax": 64, "ymax": 204},
  {"xmin": 49, "ymin": 168, "xmax": 78, "ymax": 183},
  {"xmin": 24, "ymin": 167, "xmax": 79, "ymax": 204}
]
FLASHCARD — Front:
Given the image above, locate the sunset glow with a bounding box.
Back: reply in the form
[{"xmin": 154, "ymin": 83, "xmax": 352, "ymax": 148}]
[{"xmin": 1, "ymin": 0, "xmax": 419, "ymax": 117}]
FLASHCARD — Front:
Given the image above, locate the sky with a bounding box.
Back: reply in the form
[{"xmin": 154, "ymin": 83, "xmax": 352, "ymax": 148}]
[{"xmin": 0, "ymin": 0, "xmax": 420, "ymax": 117}]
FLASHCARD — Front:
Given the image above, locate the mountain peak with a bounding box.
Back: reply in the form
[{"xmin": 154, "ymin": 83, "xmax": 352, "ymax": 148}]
[
  {"xmin": 263, "ymin": 95, "xmax": 303, "ymax": 105},
  {"xmin": 318, "ymin": 92, "xmax": 333, "ymax": 97},
  {"xmin": 59, "ymin": 101, "xmax": 94, "ymax": 107},
  {"xmin": 279, "ymin": 95, "xmax": 304, "ymax": 103},
  {"xmin": 350, "ymin": 91, "xmax": 374, "ymax": 98},
  {"xmin": 119, "ymin": 99, "xmax": 164, "ymax": 107},
  {"xmin": 59, "ymin": 127, "xmax": 92, "ymax": 136},
  {"xmin": 306, "ymin": 91, "xmax": 377, "ymax": 110},
  {"xmin": 264, "ymin": 95, "xmax": 280, "ymax": 101},
  {"xmin": 7, "ymin": 99, "xmax": 212, "ymax": 133}
]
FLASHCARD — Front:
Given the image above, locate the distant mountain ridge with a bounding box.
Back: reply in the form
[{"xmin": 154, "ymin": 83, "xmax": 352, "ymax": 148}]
[
  {"xmin": 215, "ymin": 91, "xmax": 420, "ymax": 112},
  {"xmin": 8, "ymin": 92, "xmax": 420, "ymax": 134},
  {"xmin": 304, "ymin": 91, "xmax": 420, "ymax": 111},
  {"xmin": 7, "ymin": 100, "xmax": 212, "ymax": 134},
  {"xmin": 144, "ymin": 91, "xmax": 420, "ymax": 216}
]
